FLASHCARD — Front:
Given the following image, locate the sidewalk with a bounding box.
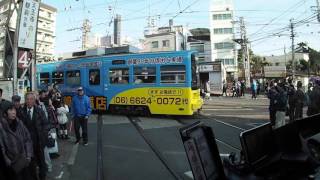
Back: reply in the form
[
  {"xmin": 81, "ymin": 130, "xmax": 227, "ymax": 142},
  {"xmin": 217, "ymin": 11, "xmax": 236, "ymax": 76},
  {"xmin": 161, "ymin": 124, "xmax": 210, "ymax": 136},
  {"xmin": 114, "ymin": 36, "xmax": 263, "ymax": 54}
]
[{"xmin": 47, "ymin": 137, "xmax": 76, "ymax": 180}]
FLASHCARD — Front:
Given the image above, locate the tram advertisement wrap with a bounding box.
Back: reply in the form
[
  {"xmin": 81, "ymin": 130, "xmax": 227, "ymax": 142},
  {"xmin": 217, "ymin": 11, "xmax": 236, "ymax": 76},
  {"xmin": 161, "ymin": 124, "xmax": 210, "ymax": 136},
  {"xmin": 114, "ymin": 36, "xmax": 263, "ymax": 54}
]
[
  {"xmin": 110, "ymin": 87, "xmax": 194, "ymax": 115},
  {"xmin": 64, "ymin": 96, "xmax": 107, "ymax": 111}
]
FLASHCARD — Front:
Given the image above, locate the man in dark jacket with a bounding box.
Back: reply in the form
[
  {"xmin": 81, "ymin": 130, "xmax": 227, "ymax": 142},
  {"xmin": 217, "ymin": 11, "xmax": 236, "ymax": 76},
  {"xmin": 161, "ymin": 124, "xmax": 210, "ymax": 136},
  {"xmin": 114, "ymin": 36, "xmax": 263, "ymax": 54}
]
[
  {"xmin": 294, "ymin": 81, "xmax": 305, "ymax": 119},
  {"xmin": 72, "ymin": 87, "xmax": 91, "ymax": 146},
  {"xmin": 287, "ymin": 79, "xmax": 296, "ymax": 122},
  {"xmin": 308, "ymin": 81, "xmax": 320, "ymax": 116},
  {"xmin": 20, "ymin": 92, "xmax": 49, "ymax": 180},
  {"xmin": 267, "ymin": 81, "xmax": 278, "ymax": 126}
]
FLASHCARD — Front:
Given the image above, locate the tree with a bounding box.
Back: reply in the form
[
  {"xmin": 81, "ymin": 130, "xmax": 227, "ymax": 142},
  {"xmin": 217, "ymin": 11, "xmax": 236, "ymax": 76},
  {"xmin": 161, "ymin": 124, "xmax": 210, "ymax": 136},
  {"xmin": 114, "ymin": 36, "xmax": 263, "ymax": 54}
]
[
  {"xmin": 297, "ymin": 42, "xmax": 320, "ymax": 75},
  {"xmin": 298, "ymin": 59, "xmax": 308, "ymax": 72}
]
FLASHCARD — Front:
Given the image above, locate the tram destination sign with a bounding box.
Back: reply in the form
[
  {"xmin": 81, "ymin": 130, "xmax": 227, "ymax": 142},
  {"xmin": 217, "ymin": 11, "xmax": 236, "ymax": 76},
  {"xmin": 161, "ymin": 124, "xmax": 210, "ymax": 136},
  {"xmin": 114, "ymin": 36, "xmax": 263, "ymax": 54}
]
[{"xmin": 128, "ymin": 56, "xmax": 183, "ymax": 65}]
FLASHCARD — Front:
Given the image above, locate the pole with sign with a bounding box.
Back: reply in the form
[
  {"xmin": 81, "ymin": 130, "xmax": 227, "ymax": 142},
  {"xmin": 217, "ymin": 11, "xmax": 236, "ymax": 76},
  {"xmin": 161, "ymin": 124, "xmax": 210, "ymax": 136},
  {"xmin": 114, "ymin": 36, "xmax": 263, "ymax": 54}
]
[{"xmin": 13, "ymin": 0, "xmax": 40, "ymax": 94}]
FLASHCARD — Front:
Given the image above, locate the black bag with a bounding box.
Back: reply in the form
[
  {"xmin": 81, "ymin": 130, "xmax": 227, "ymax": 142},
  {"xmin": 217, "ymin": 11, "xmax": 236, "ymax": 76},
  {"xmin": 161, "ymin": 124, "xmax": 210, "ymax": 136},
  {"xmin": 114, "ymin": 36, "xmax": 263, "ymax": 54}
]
[
  {"xmin": 46, "ymin": 134, "xmax": 55, "ymax": 148},
  {"xmin": 11, "ymin": 154, "xmax": 28, "ymax": 173}
]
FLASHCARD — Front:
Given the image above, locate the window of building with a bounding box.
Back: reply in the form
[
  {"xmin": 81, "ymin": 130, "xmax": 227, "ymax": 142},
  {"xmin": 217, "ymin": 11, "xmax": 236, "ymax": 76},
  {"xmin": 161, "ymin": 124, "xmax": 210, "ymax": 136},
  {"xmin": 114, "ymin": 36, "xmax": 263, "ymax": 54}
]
[
  {"xmin": 224, "ymin": 59, "xmax": 235, "ymax": 65},
  {"xmin": 190, "ymin": 44, "xmax": 204, "ymax": 53},
  {"xmin": 152, "ymin": 41, "xmax": 159, "ymax": 48},
  {"xmin": 214, "ymin": 42, "xmax": 234, "ymax": 49},
  {"xmin": 52, "ymin": 72, "xmax": 64, "ymax": 84},
  {"xmin": 197, "ymin": 57, "xmax": 205, "ymax": 62},
  {"xmin": 162, "ymin": 40, "xmax": 170, "ymax": 47},
  {"xmin": 109, "ymin": 68, "xmax": 129, "ymax": 84},
  {"xmin": 161, "ymin": 65, "xmax": 185, "ymax": 84},
  {"xmin": 89, "ymin": 69, "xmax": 100, "ymax": 85},
  {"xmin": 216, "ymin": 58, "xmax": 235, "ymax": 65},
  {"xmin": 66, "ymin": 70, "xmax": 81, "ymax": 86},
  {"xmin": 134, "ymin": 66, "xmax": 156, "ymax": 84},
  {"xmin": 213, "ymin": 13, "xmax": 232, "ymax": 20},
  {"xmin": 40, "ymin": 72, "xmax": 50, "ymax": 85},
  {"xmin": 213, "ymin": 28, "xmax": 233, "ymax": 34}
]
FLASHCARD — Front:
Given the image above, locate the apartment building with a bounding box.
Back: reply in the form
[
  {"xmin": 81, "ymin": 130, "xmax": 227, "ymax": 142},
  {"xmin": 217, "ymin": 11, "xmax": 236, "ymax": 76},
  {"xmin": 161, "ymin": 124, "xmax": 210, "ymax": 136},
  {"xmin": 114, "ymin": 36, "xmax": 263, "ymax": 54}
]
[
  {"xmin": 142, "ymin": 24, "xmax": 186, "ymax": 52},
  {"xmin": 210, "ymin": 0, "xmax": 237, "ymax": 80}
]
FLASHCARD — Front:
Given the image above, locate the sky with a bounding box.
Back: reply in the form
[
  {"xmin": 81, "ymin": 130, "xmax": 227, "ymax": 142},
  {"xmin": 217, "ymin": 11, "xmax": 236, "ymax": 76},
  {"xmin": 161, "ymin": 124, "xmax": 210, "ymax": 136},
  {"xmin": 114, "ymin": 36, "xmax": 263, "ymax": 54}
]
[{"xmin": 42, "ymin": 0, "xmax": 320, "ymax": 56}]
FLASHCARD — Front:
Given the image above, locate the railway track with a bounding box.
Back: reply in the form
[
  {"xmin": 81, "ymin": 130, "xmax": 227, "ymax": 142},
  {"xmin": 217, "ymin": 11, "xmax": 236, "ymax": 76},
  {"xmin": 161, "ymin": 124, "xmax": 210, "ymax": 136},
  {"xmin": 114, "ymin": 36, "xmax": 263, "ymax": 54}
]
[{"xmin": 127, "ymin": 115, "xmax": 183, "ymax": 180}]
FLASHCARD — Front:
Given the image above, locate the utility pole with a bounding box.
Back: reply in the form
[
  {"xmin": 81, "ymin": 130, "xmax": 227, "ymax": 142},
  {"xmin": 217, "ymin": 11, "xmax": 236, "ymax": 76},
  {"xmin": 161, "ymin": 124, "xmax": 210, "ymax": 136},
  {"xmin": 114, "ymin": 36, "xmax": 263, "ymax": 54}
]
[
  {"xmin": 82, "ymin": 19, "xmax": 91, "ymax": 50},
  {"xmin": 290, "ymin": 19, "xmax": 295, "ymax": 79},
  {"xmin": 317, "ymin": 0, "xmax": 320, "ymax": 22},
  {"xmin": 239, "ymin": 17, "xmax": 250, "ymax": 87},
  {"xmin": 12, "ymin": 3, "xmax": 21, "ymax": 95},
  {"xmin": 284, "ymin": 45, "xmax": 287, "ymax": 76}
]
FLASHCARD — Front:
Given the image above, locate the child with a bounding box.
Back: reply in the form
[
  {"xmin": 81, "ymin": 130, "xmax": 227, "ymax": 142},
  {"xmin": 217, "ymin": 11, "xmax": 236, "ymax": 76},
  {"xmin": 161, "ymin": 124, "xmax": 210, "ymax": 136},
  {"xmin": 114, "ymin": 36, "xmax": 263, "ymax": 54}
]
[{"xmin": 56, "ymin": 99, "xmax": 69, "ymax": 139}]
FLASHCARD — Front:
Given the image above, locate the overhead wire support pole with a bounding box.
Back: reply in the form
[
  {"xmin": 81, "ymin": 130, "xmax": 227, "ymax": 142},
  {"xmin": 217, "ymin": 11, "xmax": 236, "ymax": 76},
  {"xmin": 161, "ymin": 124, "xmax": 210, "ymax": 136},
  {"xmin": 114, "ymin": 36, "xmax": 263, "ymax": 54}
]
[
  {"xmin": 239, "ymin": 17, "xmax": 250, "ymax": 87},
  {"xmin": 317, "ymin": 0, "xmax": 320, "ymax": 22},
  {"xmin": 12, "ymin": 0, "xmax": 23, "ymax": 95},
  {"xmin": 290, "ymin": 18, "xmax": 295, "ymax": 79}
]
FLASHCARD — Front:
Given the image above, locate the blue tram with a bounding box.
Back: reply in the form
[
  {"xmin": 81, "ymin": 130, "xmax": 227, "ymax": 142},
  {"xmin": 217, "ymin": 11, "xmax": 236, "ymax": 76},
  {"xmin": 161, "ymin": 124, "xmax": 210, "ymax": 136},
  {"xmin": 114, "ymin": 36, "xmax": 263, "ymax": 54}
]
[{"xmin": 36, "ymin": 51, "xmax": 203, "ymax": 115}]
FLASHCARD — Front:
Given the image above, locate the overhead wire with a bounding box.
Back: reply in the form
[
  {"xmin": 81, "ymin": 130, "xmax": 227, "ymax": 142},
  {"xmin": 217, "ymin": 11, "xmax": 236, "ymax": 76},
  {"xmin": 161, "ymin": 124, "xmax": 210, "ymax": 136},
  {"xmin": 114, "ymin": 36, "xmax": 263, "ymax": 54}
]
[{"xmin": 248, "ymin": 0, "xmax": 309, "ymax": 37}]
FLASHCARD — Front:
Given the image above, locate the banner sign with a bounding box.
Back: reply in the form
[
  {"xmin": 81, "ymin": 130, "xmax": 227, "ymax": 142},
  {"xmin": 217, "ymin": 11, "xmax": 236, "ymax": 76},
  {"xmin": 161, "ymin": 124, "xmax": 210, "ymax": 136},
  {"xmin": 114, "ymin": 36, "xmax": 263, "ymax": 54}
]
[{"xmin": 18, "ymin": 0, "xmax": 39, "ymax": 49}]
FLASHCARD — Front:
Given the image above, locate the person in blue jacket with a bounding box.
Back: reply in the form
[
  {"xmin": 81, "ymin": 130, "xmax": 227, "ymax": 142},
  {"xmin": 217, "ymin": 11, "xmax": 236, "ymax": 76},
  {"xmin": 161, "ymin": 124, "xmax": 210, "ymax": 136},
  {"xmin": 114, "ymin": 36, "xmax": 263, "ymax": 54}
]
[{"xmin": 72, "ymin": 87, "xmax": 91, "ymax": 146}]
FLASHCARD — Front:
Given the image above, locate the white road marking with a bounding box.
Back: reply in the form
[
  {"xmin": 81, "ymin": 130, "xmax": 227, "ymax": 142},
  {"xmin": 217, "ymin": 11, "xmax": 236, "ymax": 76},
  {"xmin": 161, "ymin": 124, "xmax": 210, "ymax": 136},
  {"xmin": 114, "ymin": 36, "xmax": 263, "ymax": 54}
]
[
  {"xmin": 67, "ymin": 144, "xmax": 79, "ymax": 166},
  {"xmin": 214, "ymin": 119, "xmax": 245, "ymax": 131}
]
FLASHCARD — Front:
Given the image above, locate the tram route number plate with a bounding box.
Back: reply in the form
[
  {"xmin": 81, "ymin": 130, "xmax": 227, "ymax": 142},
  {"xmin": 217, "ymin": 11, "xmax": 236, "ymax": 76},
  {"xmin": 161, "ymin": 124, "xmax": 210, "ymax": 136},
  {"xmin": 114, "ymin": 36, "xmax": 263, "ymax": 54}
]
[{"xmin": 113, "ymin": 96, "xmax": 188, "ymax": 105}]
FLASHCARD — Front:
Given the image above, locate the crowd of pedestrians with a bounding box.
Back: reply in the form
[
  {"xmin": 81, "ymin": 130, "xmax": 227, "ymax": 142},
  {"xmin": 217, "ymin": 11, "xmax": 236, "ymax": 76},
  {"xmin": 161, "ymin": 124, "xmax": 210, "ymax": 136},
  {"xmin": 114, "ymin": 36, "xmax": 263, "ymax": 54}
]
[
  {"xmin": 0, "ymin": 85, "xmax": 91, "ymax": 180},
  {"xmin": 221, "ymin": 79, "xmax": 261, "ymax": 98},
  {"xmin": 267, "ymin": 78, "xmax": 320, "ymax": 128}
]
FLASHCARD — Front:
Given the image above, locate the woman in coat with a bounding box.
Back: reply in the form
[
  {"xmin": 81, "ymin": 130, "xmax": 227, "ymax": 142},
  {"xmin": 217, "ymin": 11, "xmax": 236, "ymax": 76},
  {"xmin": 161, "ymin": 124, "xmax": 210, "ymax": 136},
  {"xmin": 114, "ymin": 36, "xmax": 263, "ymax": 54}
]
[{"xmin": 1, "ymin": 104, "xmax": 33, "ymax": 180}]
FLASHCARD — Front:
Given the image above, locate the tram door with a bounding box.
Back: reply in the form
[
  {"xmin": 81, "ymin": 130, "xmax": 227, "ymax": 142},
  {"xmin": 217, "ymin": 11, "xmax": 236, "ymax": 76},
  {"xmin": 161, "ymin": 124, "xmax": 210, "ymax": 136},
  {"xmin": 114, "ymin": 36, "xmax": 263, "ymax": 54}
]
[{"xmin": 85, "ymin": 68, "xmax": 105, "ymax": 110}]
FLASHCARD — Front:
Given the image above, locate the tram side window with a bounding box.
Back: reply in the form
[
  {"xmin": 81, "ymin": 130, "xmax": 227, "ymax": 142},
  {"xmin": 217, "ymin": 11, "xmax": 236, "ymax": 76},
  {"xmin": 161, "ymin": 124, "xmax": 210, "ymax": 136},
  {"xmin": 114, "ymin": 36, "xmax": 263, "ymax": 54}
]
[
  {"xmin": 40, "ymin": 72, "xmax": 50, "ymax": 85},
  {"xmin": 66, "ymin": 70, "xmax": 81, "ymax": 86},
  {"xmin": 89, "ymin": 69, "xmax": 100, "ymax": 85},
  {"xmin": 161, "ymin": 65, "xmax": 185, "ymax": 84},
  {"xmin": 52, "ymin": 72, "xmax": 64, "ymax": 84},
  {"xmin": 109, "ymin": 68, "xmax": 129, "ymax": 84},
  {"xmin": 134, "ymin": 66, "xmax": 156, "ymax": 84}
]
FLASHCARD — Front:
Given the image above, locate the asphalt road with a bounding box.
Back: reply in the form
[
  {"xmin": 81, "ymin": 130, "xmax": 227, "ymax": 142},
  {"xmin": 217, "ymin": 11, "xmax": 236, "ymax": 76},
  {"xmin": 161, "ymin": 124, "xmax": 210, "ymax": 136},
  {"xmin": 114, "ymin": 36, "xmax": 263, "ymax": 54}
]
[{"xmin": 48, "ymin": 96, "xmax": 271, "ymax": 180}]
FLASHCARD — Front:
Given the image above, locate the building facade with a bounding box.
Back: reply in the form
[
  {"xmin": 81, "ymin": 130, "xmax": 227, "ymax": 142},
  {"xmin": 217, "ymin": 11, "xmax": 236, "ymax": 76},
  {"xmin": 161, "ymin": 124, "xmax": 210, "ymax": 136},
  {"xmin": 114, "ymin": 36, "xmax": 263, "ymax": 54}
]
[
  {"xmin": 187, "ymin": 28, "xmax": 211, "ymax": 63},
  {"xmin": 0, "ymin": 0, "xmax": 57, "ymax": 72},
  {"xmin": 36, "ymin": 3, "xmax": 57, "ymax": 62},
  {"xmin": 142, "ymin": 25, "xmax": 186, "ymax": 52},
  {"xmin": 210, "ymin": 0, "xmax": 237, "ymax": 80}
]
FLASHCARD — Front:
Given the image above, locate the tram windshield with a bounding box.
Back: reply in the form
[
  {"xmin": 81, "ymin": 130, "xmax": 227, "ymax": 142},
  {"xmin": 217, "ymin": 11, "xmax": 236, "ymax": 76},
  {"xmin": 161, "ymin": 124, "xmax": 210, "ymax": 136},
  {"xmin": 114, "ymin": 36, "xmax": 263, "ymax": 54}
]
[{"xmin": 191, "ymin": 53, "xmax": 200, "ymax": 90}]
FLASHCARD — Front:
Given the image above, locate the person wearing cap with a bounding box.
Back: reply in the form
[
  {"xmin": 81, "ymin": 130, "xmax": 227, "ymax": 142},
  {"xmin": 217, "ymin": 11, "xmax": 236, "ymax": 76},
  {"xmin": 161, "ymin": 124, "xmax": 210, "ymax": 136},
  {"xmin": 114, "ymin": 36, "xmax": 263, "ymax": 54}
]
[{"xmin": 71, "ymin": 87, "xmax": 91, "ymax": 146}]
